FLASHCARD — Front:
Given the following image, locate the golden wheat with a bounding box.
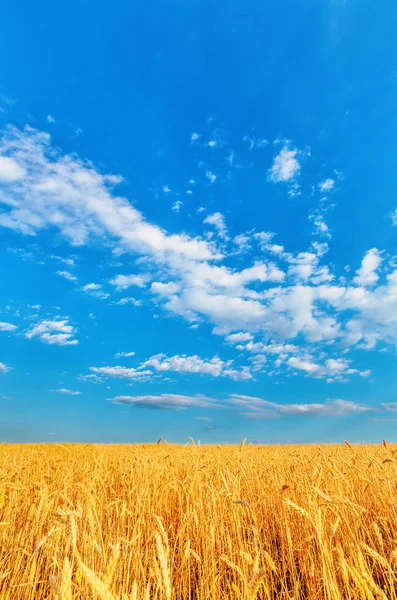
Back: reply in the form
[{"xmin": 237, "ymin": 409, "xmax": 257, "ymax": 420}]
[{"xmin": 1, "ymin": 443, "xmax": 397, "ymax": 599}]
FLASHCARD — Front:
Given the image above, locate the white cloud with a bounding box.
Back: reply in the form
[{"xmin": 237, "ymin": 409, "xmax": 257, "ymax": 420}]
[
  {"xmin": 82, "ymin": 282, "xmax": 109, "ymax": 299},
  {"xmin": 203, "ymin": 212, "xmax": 228, "ymax": 240},
  {"xmin": 112, "ymin": 297, "xmax": 142, "ymax": 307},
  {"xmin": 382, "ymin": 403, "xmax": 397, "ymax": 412},
  {"xmin": 190, "ymin": 133, "xmax": 200, "ymax": 143},
  {"xmin": 319, "ymin": 178, "xmax": 335, "ymax": 192},
  {"xmin": 225, "ymin": 332, "xmax": 253, "ymax": 344},
  {"xmin": 26, "ymin": 319, "xmax": 78, "ymax": 346},
  {"xmin": 52, "ymin": 388, "xmax": 81, "ymax": 395},
  {"xmin": 112, "ymin": 393, "xmax": 218, "ymax": 410},
  {"xmin": 110, "ymin": 392, "xmax": 374, "ymax": 416},
  {"xmin": 231, "ymin": 395, "xmax": 372, "ymax": 418},
  {"xmin": 141, "ymin": 353, "xmax": 252, "ymax": 380},
  {"xmin": 57, "ymin": 270, "xmax": 77, "ymax": 282},
  {"xmin": 206, "ymin": 171, "xmax": 216, "ymax": 184},
  {"xmin": 115, "ymin": 351, "xmax": 135, "ymax": 358},
  {"xmin": 171, "ymin": 200, "xmax": 183, "ymax": 212},
  {"xmin": 4, "ymin": 124, "xmax": 397, "ymax": 378},
  {"xmin": 233, "ymin": 233, "xmax": 251, "ymax": 254},
  {"xmin": 353, "ymin": 248, "xmax": 382, "ymax": 287},
  {"xmin": 0, "ymin": 362, "xmax": 10, "ymax": 374},
  {"xmin": 89, "ymin": 365, "xmax": 152, "ymax": 381},
  {"xmin": 0, "ymin": 156, "xmax": 26, "ymax": 182},
  {"xmin": 249, "ymin": 354, "xmax": 268, "ymax": 372},
  {"xmin": 0, "ymin": 322, "xmax": 17, "ymax": 332},
  {"xmin": 0, "ymin": 126, "xmax": 219, "ymax": 262},
  {"xmin": 243, "ymin": 341, "xmax": 297, "ymax": 354},
  {"xmin": 109, "ymin": 274, "xmax": 147, "ymax": 289},
  {"xmin": 286, "ymin": 355, "xmax": 367, "ymax": 381},
  {"xmin": 162, "ymin": 186, "xmax": 171, "ymax": 194},
  {"xmin": 151, "ymin": 281, "xmax": 180, "ymax": 296},
  {"xmin": 46, "ymin": 115, "xmax": 56, "ymax": 124},
  {"xmin": 269, "ymin": 146, "xmax": 301, "ymax": 182}
]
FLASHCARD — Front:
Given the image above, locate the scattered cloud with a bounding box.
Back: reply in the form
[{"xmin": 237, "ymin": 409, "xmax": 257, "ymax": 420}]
[
  {"xmin": 26, "ymin": 319, "xmax": 78, "ymax": 346},
  {"xmin": 269, "ymin": 145, "xmax": 301, "ymax": 183},
  {"xmin": 109, "ymin": 274, "xmax": 147, "ymax": 289},
  {"xmin": 171, "ymin": 200, "xmax": 183, "ymax": 212},
  {"xmin": 57, "ymin": 270, "xmax": 77, "ymax": 282},
  {"xmin": 141, "ymin": 353, "xmax": 253, "ymax": 380},
  {"xmin": 0, "ymin": 155, "xmax": 26, "ymax": 182},
  {"xmin": 0, "ymin": 126, "xmax": 219, "ymax": 263},
  {"xmin": 0, "ymin": 322, "xmax": 17, "ymax": 332},
  {"xmin": 0, "ymin": 362, "xmax": 10, "ymax": 374},
  {"xmin": 112, "ymin": 297, "xmax": 142, "ymax": 307},
  {"xmin": 319, "ymin": 178, "xmax": 335, "ymax": 192},
  {"xmin": 89, "ymin": 366, "xmax": 153, "ymax": 381},
  {"xmin": 52, "ymin": 388, "xmax": 81, "ymax": 395},
  {"xmin": 115, "ymin": 351, "xmax": 136, "ymax": 358},
  {"xmin": 203, "ymin": 212, "xmax": 228, "ymax": 240},
  {"xmin": 2, "ymin": 124, "xmax": 397, "ymax": 384},
  {"xmin": 206, "ymin": 171, "xmax": 216, "ymax": 184},
  {"xmin": 353, "ymin": 248, "xmax": 382, "ymax": 287},
  {"xmin": 46, "ymin": 115, "xmax": 56, "ymax": 124},
  {"xmin": 82, "ymin": 283, "xmax": 109, "ymax": 299},
  {"xmin": 225, "ymin": 332, "xmax": 253, "ymax": 344}
]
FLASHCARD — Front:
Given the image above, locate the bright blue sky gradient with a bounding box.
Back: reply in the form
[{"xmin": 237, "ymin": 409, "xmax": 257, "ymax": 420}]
[{"xmin": 1, "ymin": 0, "xmax": 397, "ymax": 443}]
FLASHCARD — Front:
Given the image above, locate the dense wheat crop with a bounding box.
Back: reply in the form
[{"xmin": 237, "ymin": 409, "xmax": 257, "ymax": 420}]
[{"xmin": 1, "ymin": 442, "xmax": 397, "ymax": 599}]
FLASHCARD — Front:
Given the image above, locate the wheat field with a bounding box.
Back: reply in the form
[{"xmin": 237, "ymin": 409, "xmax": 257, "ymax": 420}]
[{"xmin": 0, "ymin": 441, "xmax": 397, "ymax": 599}]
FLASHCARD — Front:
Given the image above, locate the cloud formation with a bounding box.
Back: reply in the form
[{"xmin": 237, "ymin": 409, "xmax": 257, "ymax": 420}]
[
  {"xmin": 2, "ymin": 125, "xmax": 397, "ymax": 382},
  {"xmin": 0, "ymin": 322, "xmax": 17, "ymax": 332},
  {"xmin": 26, "ymin": 319, "xmax": 78, "ymax": 346}
]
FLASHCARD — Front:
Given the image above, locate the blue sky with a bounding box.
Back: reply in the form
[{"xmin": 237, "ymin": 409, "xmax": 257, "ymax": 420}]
[{"xmin": 1, "ymin": 0, "xmax": 397, "ymax": 443}]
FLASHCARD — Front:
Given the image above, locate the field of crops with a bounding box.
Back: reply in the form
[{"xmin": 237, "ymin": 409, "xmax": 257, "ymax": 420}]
[{"xmin": 1, "ymin": 442, "xmax": 397, "ymax": 599}]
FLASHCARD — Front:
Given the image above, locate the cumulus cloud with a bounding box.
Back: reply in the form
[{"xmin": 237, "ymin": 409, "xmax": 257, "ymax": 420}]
[
  {"xmin": 52, "ymin": 388, "xmax": 81, "ymax": 395},
  {"xmin": 115, "ymin": 351, "xmax": 135, "ymax": 358},
  {"xmin": 203, "ymin": 212, "xmax": 228, "ymax": 240},
  {"xmin": 225, "ymin": 332, "xmax": 253, "ymax": 344},
  {"xmin": 3, "ymin": 124, "xmax": 397, "ymax": 380},
  {"xmin": 89, "ymin": 366, "xmax": 153, "ymax": 381},
  {"xmin": 141, "ymin": 353, "xmax": 253, "ymax": 380},
  {"xmin": 46, "ymin": 115, "xmax": 56, "ymax": 124},
  {"xmin": 269, "ymin": 145, "xmax": 301, "ymax": 182},
  {"xmin": 286, "ymin": 355, "xmax": 369, "ymax": 381},
  {"xmin": 26, "ymin": 319, "xmax": 78, "ymax": 346},
  {"xmin": 0, "ymin": 362, "xmax": 10, "ymax": 373},
  {"xmin": 112, "ymin": 297, "xmax": 142, "ymax": 307},
  {"xmin": 82, "ymin": 283, "xmax": 109, "ymax": 299},
  {"xmin": 0, "ymin": 155, "xmax": 26, "ymax": 182},
  {"xmin": 0, "ymin": 126, "xmax": 219, "ymax": 262},
  {"xmin": 0, "ymin": 322, "xmax": 17, "ymax": 332},
  {"xmin": 109, "ymin": 274, "xmax": 147, "ymax": 289},
  {"xmin": 319, "ymin": 179, "xmax": 335, "ymax": 192},
  {"xmin": 353, "ymin": 248, "xmax": 382, "ymax": 287}
]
